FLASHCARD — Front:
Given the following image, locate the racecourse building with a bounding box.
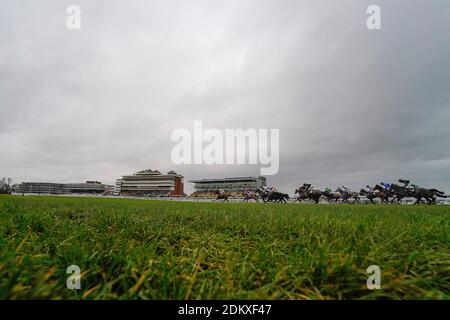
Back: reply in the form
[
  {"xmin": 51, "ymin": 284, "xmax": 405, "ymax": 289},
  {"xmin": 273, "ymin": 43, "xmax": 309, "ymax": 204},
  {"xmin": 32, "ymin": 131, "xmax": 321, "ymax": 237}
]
[
  {"xmin": 65, "ymin": 181, "xmax": 111, "ymax": 194},
  {"xmin": 189, "ymin": 176, "xmax": 266, "ymax": 197},
  {"xmin": 116, "ymin": 169, "xmax": 184, "ymax": 197},
  {"xmin": 17, "ymin": 181, "xmax": 112, "ymax": 195}
]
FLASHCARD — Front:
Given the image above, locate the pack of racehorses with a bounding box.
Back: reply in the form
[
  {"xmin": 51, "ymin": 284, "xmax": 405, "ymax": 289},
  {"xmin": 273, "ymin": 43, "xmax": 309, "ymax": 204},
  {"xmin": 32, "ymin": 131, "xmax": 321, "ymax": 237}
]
[
  {"xmin": 214, "ymin": 180, "xmax": 447, "ymax": 204},
  {"xmin": 214, "ymin": 189, "xmax": 290, "ymax": 203}
]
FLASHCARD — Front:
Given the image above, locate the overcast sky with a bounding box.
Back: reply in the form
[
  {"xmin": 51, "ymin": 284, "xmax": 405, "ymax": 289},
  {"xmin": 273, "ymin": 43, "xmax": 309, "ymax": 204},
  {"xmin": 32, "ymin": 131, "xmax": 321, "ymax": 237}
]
[{"xmin": 1, "ymin": 0, "xmax": 449, "ymax": 194}]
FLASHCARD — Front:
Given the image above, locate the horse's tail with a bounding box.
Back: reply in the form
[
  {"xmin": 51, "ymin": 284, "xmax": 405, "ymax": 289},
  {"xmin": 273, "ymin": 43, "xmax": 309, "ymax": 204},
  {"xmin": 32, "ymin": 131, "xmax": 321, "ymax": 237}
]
[{"xmin": 429, "ymin": 189, "xmax": 446, "ymax": 195}]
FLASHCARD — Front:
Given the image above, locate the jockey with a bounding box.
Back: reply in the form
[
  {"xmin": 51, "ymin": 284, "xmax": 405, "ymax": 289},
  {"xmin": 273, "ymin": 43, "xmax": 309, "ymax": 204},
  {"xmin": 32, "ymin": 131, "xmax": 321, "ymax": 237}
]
[
  {"xmin": 267, "ymin": 186, "xmax": 276, "ymax": 193},
  {"xmin": 324, "ymin": 187, "xmax": 332, "ymax": 194},
  {"xmin": 380, "ymin": 182, "xmax": 391, "ymax": 190},
  {"xmin": 218, "ymin": 189, "xmax": 225, "ymax": 195},
  {"xmin": 399, "ymin": 179, "xmax": 411, "ymax": 187},
  {"xmin": 341, "ymin": 186, "xmax": 350, "ymax": 193},
  {"xmin": 366, "ymin": 185, "xmax": 374, "ymax": 193}
]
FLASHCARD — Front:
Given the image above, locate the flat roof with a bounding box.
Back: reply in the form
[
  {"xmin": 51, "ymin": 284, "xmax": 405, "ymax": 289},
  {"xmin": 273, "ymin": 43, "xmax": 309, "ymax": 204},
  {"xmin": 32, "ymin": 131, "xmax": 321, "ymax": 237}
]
[
  {"xmin": 189, "ymin": 177, "xmax": 264, "ymax": 183},
  {"xmin": 123, "ymin": 169, "xmax": 183, "ymax": 178}
]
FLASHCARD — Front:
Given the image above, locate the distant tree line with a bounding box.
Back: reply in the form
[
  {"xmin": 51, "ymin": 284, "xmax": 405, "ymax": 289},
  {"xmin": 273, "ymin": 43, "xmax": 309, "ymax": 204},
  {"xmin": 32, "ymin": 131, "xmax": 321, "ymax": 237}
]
[{"xmin": 0, "ymin": 177, "xmax": 13, "ymax": 194}]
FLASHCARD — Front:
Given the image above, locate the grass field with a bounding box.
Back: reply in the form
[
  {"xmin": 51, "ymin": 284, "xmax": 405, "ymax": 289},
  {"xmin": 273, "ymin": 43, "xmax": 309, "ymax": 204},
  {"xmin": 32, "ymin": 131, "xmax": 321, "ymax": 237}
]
[{"xmin": 0, "ymin": 195, "xmax": 449, "ymax": 300}]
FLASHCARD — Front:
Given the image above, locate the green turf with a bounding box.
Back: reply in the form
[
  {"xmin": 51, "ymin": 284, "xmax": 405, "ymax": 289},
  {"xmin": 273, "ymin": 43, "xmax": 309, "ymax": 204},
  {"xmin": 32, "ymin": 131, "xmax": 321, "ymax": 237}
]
[{"xmin": 0, "ymin": 195, "xmax": 449, "ymax": 299}]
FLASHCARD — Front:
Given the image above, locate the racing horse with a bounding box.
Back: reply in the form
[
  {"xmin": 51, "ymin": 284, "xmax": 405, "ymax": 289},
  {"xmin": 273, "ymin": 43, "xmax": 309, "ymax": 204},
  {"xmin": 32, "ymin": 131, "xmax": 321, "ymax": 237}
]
[
  {"xmin": 256, "ymin": 188, "xmax": 289, "ymax": 203},
  {"xmin": 214, "ymin": 190, "xmax": 230, "ymax": 202},
  {"xmin": 412, "ymin": 187, "xmax": 446, "ymax": 205},
  {"xmin": 242, "ymin": 191, "xmax": 260, "ymax": 203},
  {"xmin": 295, "ymin": 184, "xmax": 323, "ymax": 204},
  {"xmin": 322, "ymin": 188, "xmax": 341, "ymax": 203},
  {"xmin": 335, "ymin": 187, "xmax": 359, "ymax": 204},
  {"xmin": 359, "ymin": 186, "xmax": 379, "ymax": 204}
]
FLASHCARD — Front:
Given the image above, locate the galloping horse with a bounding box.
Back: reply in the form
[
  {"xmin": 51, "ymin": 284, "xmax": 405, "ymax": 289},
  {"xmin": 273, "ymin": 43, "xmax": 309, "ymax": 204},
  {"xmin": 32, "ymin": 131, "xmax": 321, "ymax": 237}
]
[
  {"xmin": 268, "ymin": 191, "xmax": 290, "ymax": 203},
  {"xmin": 359, "ymin": 186, "xmax": 379, "ymax": 204},
  {"xmin": 295, "ymin": 184, "xmax": 323, "ymax": 204},
  {"xmin": 372, "ymin": 184, "xmax": 391, "ymax": 203},
  {"xmin": 242, "ymin": 192, "xmax": 259, "ymax": 203},
  {"xmin": 335, "ymin": 187, "xmax": 359, "ymax": 204},
  {"xmin": 256, "ymin": 188, "xmax": 289, "ymax": 203},
  {"xmin": 214, "ymin": 190, "xmax": 230, "ymax": 202},
  {"xmin": 389, "ymin": 183, "xmax": 414, "ymax": 203},
  {"xmin": 322, "ymin": 189, "xmax": 341, "ymax": 203},
  {"xmin": 412, "ymin": 187, "xmax": 446, "ymax": 205}
]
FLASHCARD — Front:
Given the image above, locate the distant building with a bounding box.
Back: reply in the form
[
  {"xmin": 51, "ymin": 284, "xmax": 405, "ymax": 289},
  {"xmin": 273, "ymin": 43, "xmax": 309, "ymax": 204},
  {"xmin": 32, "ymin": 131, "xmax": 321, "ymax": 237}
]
[
  {"xmin": 17, "ymin": 181, "xmax": 112, "ymax": 195},
  {"xmin": 116, "ymin": 169, "xmax": 184, "ymax": 197},
  {"xmin": 11, "ymin": 184, "xmax": 20, "ymax": 193},
  {"xmin": 18, "ymin": 182, "xmax": 67, "ymax": 194},
  {"xmin": 65, "ymin": 181, "xmax": 110, "ymax": 194},
  {"xmin": 114, "ymin": 179, "xmax": 123, "ymax": 196},
  {"xmin": 189, "ymin": 176, "xmax": 266, "ymax": 197}
]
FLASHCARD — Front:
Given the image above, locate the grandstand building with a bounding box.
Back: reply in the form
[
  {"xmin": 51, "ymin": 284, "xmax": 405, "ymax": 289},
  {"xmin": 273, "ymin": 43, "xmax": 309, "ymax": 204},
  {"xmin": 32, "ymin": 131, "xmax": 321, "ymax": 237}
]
[
  {"xmin": 114, "ymin": 179, "xmax": 123, "ymax": 196},
  {"xmin": 65, "ymin": 181, "xmax": 110, "ymax": 194},
  {"xmin": 17, "ymin": 181, "xmax": 112, "ymax": 195},
  {"xmin": 189, "ymin": 176, "xmax": 266, "ymax": 197},
  {"xmin": 115, "ymin": 169, "xmax": 184, "ymax": 197}
]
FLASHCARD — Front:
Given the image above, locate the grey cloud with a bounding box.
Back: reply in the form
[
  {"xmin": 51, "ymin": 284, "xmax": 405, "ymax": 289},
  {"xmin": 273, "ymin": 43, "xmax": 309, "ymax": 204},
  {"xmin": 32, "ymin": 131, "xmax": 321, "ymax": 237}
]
[{"xmin": 0, "ymin": 0, "xmax": 449, "ymax": 194}]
